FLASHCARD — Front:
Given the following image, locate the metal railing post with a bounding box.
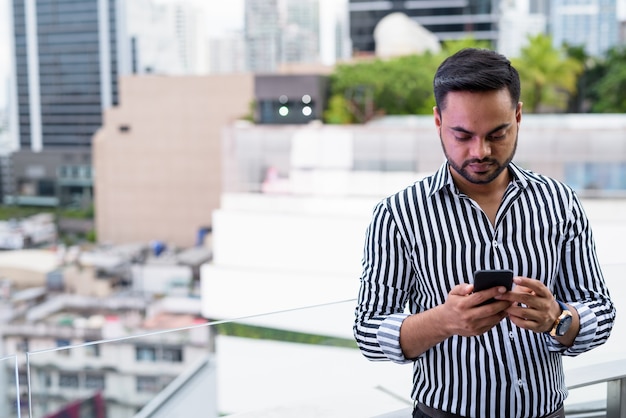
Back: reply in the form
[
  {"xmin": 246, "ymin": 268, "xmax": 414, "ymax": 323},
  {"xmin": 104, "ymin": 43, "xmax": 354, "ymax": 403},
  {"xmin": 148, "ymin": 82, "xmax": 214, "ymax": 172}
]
[{"xmin": 606, "ymin": 377, "xmax": 626, "ymax": 418}]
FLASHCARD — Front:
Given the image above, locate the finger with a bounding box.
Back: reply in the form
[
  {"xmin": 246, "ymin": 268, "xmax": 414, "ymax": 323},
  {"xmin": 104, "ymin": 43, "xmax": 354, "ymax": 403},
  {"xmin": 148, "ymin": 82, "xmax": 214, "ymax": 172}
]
[
  {"xmin": 473, "ymin": 286, "xmax": 511, "ymax": 307},
  {"xmin": 512, "ymin": 277, "xmax": 551, "ymax": 298},
  {"xmin": 510, "ymin": 284, "xmax": 534, "ymax": 295},
  {"xmin": 450, "ymin": 283, "xmax": 473, "ymax": 296}
]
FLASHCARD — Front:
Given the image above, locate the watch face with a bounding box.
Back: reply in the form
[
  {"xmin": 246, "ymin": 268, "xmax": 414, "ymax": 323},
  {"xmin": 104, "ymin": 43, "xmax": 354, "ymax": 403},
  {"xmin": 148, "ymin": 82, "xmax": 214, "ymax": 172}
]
[{"xmin": 556, "ymin": 315, "xmax": 573, "ymax": 336}]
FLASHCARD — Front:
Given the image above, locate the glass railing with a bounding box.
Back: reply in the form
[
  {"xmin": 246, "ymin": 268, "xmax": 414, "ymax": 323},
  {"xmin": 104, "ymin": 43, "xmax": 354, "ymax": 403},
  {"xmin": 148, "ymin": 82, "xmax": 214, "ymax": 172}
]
[
  {"xmin": 7, "ymin": 300, "xmax": 411, "ymax": 418},
  {"xmin": 2, "ymin": 261, "xmax": 625, "ymax": 417},
  {"xmin": 0, "ymin": 355, "xmax": 21, "ymax": 418}
]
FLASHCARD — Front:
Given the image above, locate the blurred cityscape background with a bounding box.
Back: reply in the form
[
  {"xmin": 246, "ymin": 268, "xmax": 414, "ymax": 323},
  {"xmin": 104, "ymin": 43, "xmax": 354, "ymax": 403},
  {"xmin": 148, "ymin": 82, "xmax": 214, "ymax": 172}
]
[{"xmin": 0, "ymin": 0, "xmax": 624, "ymax": 417}]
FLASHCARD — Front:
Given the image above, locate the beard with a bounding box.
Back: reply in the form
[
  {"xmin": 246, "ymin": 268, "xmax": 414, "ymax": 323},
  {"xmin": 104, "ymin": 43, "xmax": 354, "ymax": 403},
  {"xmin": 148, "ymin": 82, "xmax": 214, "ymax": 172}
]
[{"xmin": 441, "ymin": 133, "xmax": 518, "ymax": 185}]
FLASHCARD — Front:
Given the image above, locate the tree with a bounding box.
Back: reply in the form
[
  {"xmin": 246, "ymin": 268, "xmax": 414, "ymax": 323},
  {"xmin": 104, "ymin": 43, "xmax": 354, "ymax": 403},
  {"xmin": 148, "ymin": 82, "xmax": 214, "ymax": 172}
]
[
  {"xmin": 324, "ymin": 53, "xmax": 439, "ymax": 123},
  {"xmin": 512, "ymin": 34, "xmax": 583, "ymax": 113},
  {"xmin": 590, "ymin": 46, "xmax": 626, "ymax": 113},
  {"xmin": 323, "ymin": 37, "xmax": 494, "ymax": 124},
  {"xmin": 439, "ymin": 37, "xmax": 492, "ymax": 56}
]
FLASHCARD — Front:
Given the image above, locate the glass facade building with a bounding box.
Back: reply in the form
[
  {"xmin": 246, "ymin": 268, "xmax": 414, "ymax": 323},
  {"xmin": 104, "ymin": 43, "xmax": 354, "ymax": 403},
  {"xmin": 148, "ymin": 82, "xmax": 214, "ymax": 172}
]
[
  {"xmin": 348, "ymin": 0, "xmax": 498, "ymax": 53},
  {"xmin": 12, "ymin": 0, "xmax": 119, "ymax": 150},
  {"xmin": 550, "ymin": 0, "xmax": 618, "ymax": 57}
]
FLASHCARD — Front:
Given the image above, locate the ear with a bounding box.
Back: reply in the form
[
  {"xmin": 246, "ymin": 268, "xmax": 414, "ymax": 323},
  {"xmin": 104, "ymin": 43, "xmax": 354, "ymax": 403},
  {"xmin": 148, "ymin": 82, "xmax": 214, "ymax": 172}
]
[
  {"xmin": 516, "ymin": 102, "xmax": 523, "ymax": 124},
  {"xmin": 433, "ymin": 106, "xmax": 442, "ymax": 130}
]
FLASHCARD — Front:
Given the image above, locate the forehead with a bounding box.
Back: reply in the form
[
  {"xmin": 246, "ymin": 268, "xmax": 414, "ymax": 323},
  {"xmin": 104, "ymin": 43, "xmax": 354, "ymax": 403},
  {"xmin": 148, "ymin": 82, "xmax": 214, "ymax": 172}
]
[{"xmin": 440, "ymin": 90, "xmax": 517, "ymax": 127}]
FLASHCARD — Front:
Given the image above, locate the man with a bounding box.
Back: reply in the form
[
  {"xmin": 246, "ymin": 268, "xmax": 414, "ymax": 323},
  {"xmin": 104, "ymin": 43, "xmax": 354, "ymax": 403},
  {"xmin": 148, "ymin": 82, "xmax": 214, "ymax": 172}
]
[{"xmin": 353, "ymin": 48, "xmax": 615, "ymax": 418}]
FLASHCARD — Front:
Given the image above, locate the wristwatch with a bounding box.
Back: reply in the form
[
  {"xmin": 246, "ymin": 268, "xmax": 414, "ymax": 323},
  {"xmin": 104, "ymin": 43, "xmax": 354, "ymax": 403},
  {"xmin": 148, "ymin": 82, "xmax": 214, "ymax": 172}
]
[{"xmin": 548, "ymin": 300, "xmax": 573, "ymax": 337}]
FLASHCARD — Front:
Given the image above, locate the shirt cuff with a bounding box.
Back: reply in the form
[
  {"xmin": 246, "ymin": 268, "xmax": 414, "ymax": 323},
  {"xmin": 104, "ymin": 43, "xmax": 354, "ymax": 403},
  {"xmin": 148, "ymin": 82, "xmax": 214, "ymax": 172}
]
[
  {"xmin": 376, "ymin": 313, "xmax": 413, "ymax": 364},
  {"xmin": 546, "ymin": 302, "xmax": 597, "ymax": 356}
]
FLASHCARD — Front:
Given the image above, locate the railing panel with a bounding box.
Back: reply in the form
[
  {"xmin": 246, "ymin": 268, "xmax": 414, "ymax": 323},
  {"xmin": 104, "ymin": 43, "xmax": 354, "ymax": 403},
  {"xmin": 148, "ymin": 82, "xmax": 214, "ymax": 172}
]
[
  {"xmin": 210, "ymin": 300, "xmax": 411, "ymax": 417},
  {"xmin": 24, "ymin": 324, "xmax": 213, "ymax": 418},
  {"xmin": 0, "ymin": 355, "xmax": 22, "ymax": 418}
]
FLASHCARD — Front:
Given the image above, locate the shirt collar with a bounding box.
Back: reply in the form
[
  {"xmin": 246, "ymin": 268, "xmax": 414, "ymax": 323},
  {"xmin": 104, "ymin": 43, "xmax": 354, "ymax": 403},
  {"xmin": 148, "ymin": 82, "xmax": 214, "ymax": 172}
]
[{"xmin": 427, "ymin": 161, "xmax": 536, "ymax": 198}]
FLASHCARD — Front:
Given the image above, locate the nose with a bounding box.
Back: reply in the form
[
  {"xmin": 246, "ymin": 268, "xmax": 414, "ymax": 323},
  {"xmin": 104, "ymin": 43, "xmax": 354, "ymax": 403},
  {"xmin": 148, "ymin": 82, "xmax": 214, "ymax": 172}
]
[{"xmin": 469, "ymin": 138, "xmax": 491, "ymax": 159}]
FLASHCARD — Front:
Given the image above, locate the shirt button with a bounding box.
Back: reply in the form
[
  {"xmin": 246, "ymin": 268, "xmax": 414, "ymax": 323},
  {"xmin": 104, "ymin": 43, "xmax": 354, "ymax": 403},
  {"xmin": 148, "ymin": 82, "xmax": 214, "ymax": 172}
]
[
  {"xmin": 518, "ymin": 379, "xmax": 524, "ymax": 387},
  {"xmin": 509, "ymin": 332, "xmax": 515, "ymax": 339},
  {"xmin": 492, "ymin": 240, "xmax": 498, "ymax": 248}
]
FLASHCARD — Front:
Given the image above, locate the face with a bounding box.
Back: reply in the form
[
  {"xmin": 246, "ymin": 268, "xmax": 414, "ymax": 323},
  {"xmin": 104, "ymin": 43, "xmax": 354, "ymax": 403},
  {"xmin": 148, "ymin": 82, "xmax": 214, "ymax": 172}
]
[{"xmin": 434, "ymin": 89, "xmax": 522, "ymax": 186}]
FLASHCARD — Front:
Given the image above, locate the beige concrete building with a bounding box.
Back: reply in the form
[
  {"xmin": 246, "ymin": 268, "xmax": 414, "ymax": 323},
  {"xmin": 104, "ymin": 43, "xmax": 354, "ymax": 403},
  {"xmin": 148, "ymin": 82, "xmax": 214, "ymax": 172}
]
[{"xmin": 93, "ymin": 74, "xmax": 254, "ymax": 247}]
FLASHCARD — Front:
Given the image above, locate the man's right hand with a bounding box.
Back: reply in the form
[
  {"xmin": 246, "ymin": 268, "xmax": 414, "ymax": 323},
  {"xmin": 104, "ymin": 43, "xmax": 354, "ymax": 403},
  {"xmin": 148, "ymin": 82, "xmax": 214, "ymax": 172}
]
[{"xmin": 399, "ymin": 284, "xmax": 511, "ymax": 359}]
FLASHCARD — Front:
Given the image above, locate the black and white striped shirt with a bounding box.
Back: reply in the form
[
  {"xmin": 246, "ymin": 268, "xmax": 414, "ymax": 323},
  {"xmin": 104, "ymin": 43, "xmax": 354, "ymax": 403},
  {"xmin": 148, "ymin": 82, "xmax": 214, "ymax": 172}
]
[{"xmin": 354, "ymin": 162, "xmax": 615, "ymax": 418}]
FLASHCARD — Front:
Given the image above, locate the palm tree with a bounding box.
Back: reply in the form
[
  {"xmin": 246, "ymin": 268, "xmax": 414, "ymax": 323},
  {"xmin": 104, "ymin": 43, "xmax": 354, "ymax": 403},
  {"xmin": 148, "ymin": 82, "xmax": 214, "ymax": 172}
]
[{"xmin": 512, "ymin": 34, "xmax": 583, "ymax": 113}]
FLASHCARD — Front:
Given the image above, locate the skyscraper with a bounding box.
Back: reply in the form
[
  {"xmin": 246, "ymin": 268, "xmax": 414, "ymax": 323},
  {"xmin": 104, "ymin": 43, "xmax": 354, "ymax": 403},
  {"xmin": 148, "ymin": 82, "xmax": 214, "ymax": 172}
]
[
  {"xmin": 550, "ymin": 0, "xmax": 619, "ymax": 57},
  {"xmin": 7, "ymin": 0, "xmax": 124, "ymax": 207},
  {"xmin": 349, "ymin": 0, "xmax": 498, "ymax": 54},
  {"xmin": 244, "ymin": 0, "xmax": 281, "ymax": 73},
  {"xmin": 13, "ymin": 0, "xmax": 121, "ymax": 150}
]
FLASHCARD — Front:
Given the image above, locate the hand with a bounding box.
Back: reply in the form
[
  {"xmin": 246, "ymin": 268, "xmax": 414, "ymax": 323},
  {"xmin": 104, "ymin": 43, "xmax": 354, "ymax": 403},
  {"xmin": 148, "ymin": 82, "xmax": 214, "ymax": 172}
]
[
  {"xmin": 495, "ymin": 276, "xmax": 560, "ymax": 333},
  {"xmin": 442, "ymin": 283, "xmax": 513, "ymax": 337}
]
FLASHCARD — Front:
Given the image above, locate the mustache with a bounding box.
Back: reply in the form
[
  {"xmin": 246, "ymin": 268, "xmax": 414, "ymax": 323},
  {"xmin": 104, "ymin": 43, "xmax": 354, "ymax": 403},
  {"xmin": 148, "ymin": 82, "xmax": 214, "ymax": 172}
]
[{"xmin": 462, "ymin": 158, "xmax": 499, "ymax": 167}]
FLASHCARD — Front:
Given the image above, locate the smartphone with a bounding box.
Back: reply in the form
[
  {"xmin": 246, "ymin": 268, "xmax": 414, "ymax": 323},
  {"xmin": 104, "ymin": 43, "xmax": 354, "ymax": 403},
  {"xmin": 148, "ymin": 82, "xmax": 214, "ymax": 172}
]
[{"xmin": 473, "ymin": 269, "xmax": 514, "ymax": 305}]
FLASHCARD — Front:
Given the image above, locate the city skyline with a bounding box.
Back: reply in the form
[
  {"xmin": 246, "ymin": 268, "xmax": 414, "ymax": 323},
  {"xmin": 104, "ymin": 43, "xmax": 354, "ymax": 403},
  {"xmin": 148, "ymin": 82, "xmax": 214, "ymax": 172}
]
[{"xmin": 0, "ymin": 0, "xmax": 625, "ymax": 107}]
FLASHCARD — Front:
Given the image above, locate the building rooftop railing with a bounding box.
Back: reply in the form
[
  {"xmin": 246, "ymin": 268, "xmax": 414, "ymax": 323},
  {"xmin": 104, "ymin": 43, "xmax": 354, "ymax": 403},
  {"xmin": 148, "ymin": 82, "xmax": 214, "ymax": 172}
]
[{"xmin": 1, "ymin": 262, "xmax": 624, "ymax": 417}]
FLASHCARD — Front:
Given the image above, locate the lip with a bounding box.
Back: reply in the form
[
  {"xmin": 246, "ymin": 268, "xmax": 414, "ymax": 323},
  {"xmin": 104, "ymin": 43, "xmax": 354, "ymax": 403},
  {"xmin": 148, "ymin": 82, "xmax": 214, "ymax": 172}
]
[{"xmin": 467, "ymin": 162, "xmax": 493, "ymax": 173}]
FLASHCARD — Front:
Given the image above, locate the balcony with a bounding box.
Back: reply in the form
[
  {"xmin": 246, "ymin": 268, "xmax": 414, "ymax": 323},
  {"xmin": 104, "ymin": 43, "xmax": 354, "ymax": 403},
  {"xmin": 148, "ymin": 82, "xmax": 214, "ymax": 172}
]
[{"xmin": 1, "ymin": 270, "xmax": 625, "ymax": 418}]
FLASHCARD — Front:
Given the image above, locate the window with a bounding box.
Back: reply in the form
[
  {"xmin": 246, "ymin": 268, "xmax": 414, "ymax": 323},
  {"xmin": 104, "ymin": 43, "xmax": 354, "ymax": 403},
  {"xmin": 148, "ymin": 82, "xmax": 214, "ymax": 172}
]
[
  {"xmin": 56, "ymin": 339, "xmax": 71, "ymax": 357},
  {"xmin": 162, "ymin": 347, "xmax": 183, "ymax": 362},
  {"xmin": 84, "ymin": 373, "xmax": 105, "ymax": 390},
  {"xmin": 136, "ymin": 376, "xmax": 160, "ymax": 393},
  {"xmin": 135, "ymin": 346, "xmax": 156, "ymax": 362},
  {"xmin": 135, "ymin": 345, "xmax": 183, "ymax": 362},
  {"xmin": 84, "ymin": 342, "xmax": 100, "ymax": 357},
  {"xmin": 59, "ymin": 373, "xmax": 79, "ymax": 388}
]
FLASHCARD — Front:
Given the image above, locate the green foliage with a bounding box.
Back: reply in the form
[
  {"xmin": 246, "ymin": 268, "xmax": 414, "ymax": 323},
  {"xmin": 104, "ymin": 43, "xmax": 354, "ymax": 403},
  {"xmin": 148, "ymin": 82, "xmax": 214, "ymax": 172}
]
[
  {"xmin": 0, "ymin": 205, "xmax": 44, "ymax": 220},
  {"xmin": 323, "ymin": 37, "xmax": 500, "ymax": 123},
  {"xmin": 324, "ymin": 94, "xmax": 355, "ymax": 124},
  {"xmin": 440, "ymin": 37, "xmax": 492, "ymax": 56},
  {"xmin": 59, "ymin": 204, "xmax": 94, "ymax": 219},
  {"xmin": 214, "ymin": 321, "xmax": 358, "ymax": 348},
  {"xmin": 512, "ymin": 34, "xmax": 583, "ymax": 113},
  {"xmin": 86, "ymin": 229, "xmax": 97, "ymax": 243},
  {"xmin": 590, "ymin": 46, "xmax": 626, "ymax": 113},
  {"xmin": 324, "ymin": 53, "xmax": 439, "ymax": 123}
]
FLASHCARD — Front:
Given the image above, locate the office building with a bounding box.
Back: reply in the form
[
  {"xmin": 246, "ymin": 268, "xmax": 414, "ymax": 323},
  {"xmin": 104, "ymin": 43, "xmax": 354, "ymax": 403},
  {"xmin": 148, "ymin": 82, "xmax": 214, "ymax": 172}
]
[
  {"xmin": 348, "ymin": 0, "xmax": 498, "ymax": 54},
  {"xmin": 8, "ymin": 0, "xmax": 125, "ymax": 207},
  {"xmin": 245, "ymin": 0, "xmax": 281, "ymax": 72},
  {"xmin": 126, "ymin": 0, "xmax": 207, "ymax": 75},
  {"xmin": 550, "ymin": 0, "xmax": 619, "ymax": 57},
  {"xmin": 244, "ymin": 0, "xmax": 345, "ymax": 73},
  {"xmin": 497, "ymin": 0, "xmax": 547, "ymax": 57},
  {"xmin": 281, "ymin": 0, "xmax": 320, "ymax": 64}
]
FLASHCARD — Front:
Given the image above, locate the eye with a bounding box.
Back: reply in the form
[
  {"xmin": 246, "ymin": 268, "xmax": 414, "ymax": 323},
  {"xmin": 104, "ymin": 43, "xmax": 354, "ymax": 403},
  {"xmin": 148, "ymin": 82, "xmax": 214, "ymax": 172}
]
[
  {"xmin": 488, "ymin": 132, "xmax": 507, "ymax": 140},
  {"xmin": 454, "ymin": 134, "xmax": 472, "ymax": 141}
]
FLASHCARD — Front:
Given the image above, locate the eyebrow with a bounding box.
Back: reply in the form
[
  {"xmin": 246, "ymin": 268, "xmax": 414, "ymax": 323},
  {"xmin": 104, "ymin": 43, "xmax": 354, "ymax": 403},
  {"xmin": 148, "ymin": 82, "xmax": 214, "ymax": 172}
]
[{"xmin": 450, "ymin": 123, "xmax": 512, "ymax": 136}]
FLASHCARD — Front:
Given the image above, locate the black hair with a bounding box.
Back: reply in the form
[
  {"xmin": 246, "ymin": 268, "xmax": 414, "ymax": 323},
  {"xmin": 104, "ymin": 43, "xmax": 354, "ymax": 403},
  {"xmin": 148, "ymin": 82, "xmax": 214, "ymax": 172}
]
[{"xmin": 433, "ymin": 48, "xmax": 521, "ymax": 113}]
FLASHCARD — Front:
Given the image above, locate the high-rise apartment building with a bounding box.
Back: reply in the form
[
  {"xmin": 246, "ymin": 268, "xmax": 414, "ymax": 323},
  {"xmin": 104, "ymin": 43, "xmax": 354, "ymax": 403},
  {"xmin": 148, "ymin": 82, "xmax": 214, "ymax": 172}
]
[
  {"xmin": 282, "ymin": 0, "xmax": 320, "ymax": 64},
  {"xmin": 7, "ymin": 0, "xmax": 125, "ymax": 207},
  {"xmin": 243, "ymin": 0, "xmax": 347, "ymax": 73},
  {"xmin": 550, "ymin": 0, "xmax": 619, "ymax": 57},
  {"xmin": 245, "ymin": 0, "xmax": 281, "ymax": 73},
  {"xmin": 497, "ymin": 0, "xmax": 547, "ymax": 57},
  {"xmin": 126, "ymin": 0, "xmax": 206, "ymax": 75},
  {"xmin": 348, "ymin": 0, "xmax": 498, "ymax": 54}
]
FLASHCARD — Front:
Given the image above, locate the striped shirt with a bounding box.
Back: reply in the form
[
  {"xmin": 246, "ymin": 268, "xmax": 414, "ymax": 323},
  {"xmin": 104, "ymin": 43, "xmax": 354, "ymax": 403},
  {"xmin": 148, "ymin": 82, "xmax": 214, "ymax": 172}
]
[{"xmin": 353, "ymin": 162, "xmax": 615, "ymax": 418}]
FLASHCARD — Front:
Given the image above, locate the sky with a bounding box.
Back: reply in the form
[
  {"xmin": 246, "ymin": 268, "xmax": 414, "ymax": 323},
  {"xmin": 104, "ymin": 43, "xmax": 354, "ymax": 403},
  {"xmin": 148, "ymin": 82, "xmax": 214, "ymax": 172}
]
[
  {"xmin": 0, "ymin": 0, "xmax": 625, "ymax": 102},
  {"xmin": 0, "ymin": 0, "xmax": 248, "ymax": 100}
]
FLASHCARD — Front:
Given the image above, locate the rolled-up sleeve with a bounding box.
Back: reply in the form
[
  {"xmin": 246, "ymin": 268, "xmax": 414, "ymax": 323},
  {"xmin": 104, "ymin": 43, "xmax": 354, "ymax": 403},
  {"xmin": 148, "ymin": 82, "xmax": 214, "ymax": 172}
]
[
  {"xmin": 353, "ymin": 201, "xmax": 415, "ymax": 364},
  {"xmin": 547, "ymin": 193, "xmax": 616, "ymax": 355}
]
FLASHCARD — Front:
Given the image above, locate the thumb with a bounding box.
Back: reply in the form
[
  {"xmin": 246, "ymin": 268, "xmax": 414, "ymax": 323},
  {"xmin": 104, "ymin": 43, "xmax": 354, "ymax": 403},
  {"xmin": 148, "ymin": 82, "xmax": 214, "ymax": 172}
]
[{"xmin": 450, "ymin": 283, "xmax": 473, "ymax": 296}]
